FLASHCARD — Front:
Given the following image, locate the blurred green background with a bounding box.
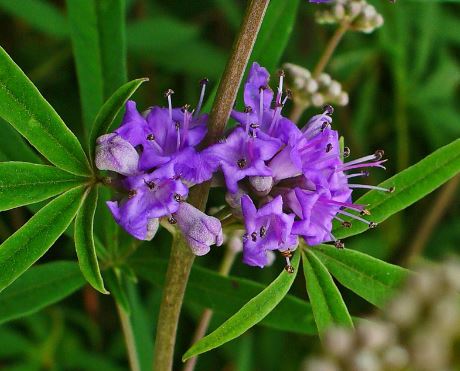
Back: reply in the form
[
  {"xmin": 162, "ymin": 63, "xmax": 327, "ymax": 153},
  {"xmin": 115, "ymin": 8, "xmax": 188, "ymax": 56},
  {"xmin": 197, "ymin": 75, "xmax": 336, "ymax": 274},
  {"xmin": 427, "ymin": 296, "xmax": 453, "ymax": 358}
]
[{"xmin": 0, "ymin": 0, "xmax": 459, "ymax": 370}]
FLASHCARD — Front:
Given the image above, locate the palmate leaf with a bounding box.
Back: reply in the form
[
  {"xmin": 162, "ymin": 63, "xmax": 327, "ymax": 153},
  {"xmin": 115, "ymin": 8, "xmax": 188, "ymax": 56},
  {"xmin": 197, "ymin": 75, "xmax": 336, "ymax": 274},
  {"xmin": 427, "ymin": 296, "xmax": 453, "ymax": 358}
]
[
  {"xmin": 0, "ymin": 46, "xmax": 91, "ymax": 176},
  {"xmin": 302, "ymin": 249, "xmax": 353, "ymax": 337},
  {"xmin": 131, "ymin": 253, "xmax": 315, "ymax": 336},
  {"xmin": 0, "ymin": 261, "xmax": 85, "ymax": 324},
  {"xmin": 88, "ymin": 78, "xmax": 148, "ymax": 157},
  {"xmin": 0, "ymin": 120, "xmax": 42, "ymax": 163},
  {"xmin": 67, "ymin": 0, "xmax": 127, "ymax": 130},
  {"xmin": 333, "ymin": 138, "xmax": 460, "ymax": 239},
  {"xmin": 0, "ymin": 186, "xmax": 86, "ymax": 292},
  {"xmin": 312, "ymin": 244, "xmax": 409, "ymax": 308},
  {"xmin": 74, "ymin": 186, "xmax": 108, "ymax": 294},
  {"xmin": 182, "ymin": 252, "xmax": 300, "ymax": 361},
  {"xmin": 0, "ymin": 162, "xmax": 86, "ymax": 212}
]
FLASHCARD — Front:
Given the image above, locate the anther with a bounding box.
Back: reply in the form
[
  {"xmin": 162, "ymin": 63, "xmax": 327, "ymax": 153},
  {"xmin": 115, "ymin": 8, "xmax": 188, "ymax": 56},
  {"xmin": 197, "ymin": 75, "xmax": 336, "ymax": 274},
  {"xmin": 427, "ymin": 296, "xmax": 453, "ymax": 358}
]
[
  {"xmin": 285, "ymin": 265, "xmax": 295, "ymax": 274},
  {"xmin": 144, "ymin": 180, "xmax": 156, "ymax": 190},
  {"xmin": 374, "ymin": 149, "xmax": 384, "ymax": 160},
  {"xmin": 360, "ymin": 209, "xmax": 371, "ymax": 216},
  {"xmin": 174, "ymin": 194, "xmax": 182, "ymax": 202},
  {"xmin": 280, "ymin": 249, "xmax": 293, "ymax": 258},
  {"xmin": 362, "ymin": 170, "xmax": 370, "ymax": 177},
  {"xmin": 146, "ymin": 133, "xmax": 155, "ymax": 141},
  {"xmin": 388, "ymin": 186, "xmax": 395, "ymax": 193},
  {"xmin": 237, "ymin": 158, "xmax": 247, "ymax": 169},
  {"xmin": 323, "ymin": 104, "xmax": 334, "ymax": 115},
  {"xmin": 368, "ymin": 222, "xmax": 378, "ymax": 229},
  {"xmin": 218, "ymin": 137, "xmax": 227, "ymax": 144},
  {"xmin": 200, "ymin": 78, "xmax": 209, "ymax": 86},
  {"xmin": 102, "ymin": 176, "xmax": 112, "ymax": 185},
  {"xmin": 164, "ymin": 89, "xmax": 174, "ymax": 97},
  {"xmin": 285, "ymin": 89, "xmax": 292, "ymax": 99},
  {"xmin": 321, "ymin": 121, "xmax": 330, "ymax": 131},
  {"xmin": 128, "ymin": 189, "xmax": 137, "ymax": 199},
  {"xmin": 250, "ymin": 123, "xmax": 260, "ymax": 129},
  {"xmin": 181, "ymin": 104, "xmax": 191, "ymax": 113},
  {"xmin": 334, "ymin": 240, "xmax": 345, "ymax": 249},
  {"xmin": 259, "ymin": 85, "xmax": 268, "ymax": 92},
  {"xmin": 251, "ymin": 232, "xmax": 258, "ymax": 242},
  {"xmin": 175, "ymin": 121, "xmax": 181, "ymax": 130},
  {"xmin": 168, "ymin": 216, "xmax": 177, "ymax": 224},
  {"xmin": 326, "ymin": 143, "xmax": 333, "ymax": 153},
  {"xmin": 342, "ymin": 221, "xmax": 352, "ymax": 228},
  {"xmin": 278, "ymin": 69, "xmax": 285, "ymax": 77},
  {"xmin": 343, "ymin": 147, "xmax": 351, "ymax": 158},
  {"xmin": 259, "ymin": 226, "xmax": 266, "ymax": 237},
  {"xmin": 244, "ymin": 106, "xmax": 253, "ymax": 113}
]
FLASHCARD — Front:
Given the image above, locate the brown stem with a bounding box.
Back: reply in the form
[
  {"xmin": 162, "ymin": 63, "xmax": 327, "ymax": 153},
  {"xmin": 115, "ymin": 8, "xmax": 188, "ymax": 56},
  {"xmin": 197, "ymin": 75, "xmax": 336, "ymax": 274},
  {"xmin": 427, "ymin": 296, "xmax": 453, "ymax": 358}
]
[
  {"xmin": 152, "ymin": 1, "xmax": 269, "ymax": 370},
  {"xmin": 404, "ymin": 174, "xmax": 460, "ymax": 266},
  {"xmin": 182, "ymin": 247, "xmax": 238, "ymax": 371}
]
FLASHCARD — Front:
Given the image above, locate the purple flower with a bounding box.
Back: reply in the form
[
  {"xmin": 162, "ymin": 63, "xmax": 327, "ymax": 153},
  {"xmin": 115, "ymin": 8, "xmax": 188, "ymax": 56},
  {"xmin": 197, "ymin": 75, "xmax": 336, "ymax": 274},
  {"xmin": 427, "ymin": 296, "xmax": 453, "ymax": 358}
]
[
  {"xmin": 206, "ymin": 126, "xmax": 280, "ymax": 193},
  {"xmin": 241, "ymin": 195, "xmax": 297, "ymax": 268},
  {"xmin": 95, "ymin": 133, "xmax": 139, "ymax": 176},
  {"xmin": 174, "ymin": 202, "xmax": 223, "ymax": 256},
  {"xmin": 106, "ymin": 174, "xmax": 188, "ymax": 240}
]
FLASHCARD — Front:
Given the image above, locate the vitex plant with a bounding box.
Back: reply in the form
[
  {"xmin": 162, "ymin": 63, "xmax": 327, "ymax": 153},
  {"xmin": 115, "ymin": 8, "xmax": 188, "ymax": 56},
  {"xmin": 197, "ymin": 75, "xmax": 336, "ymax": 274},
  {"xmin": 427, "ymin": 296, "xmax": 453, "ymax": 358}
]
[{"xmin": 0, "ymin": 0, "xmax": 459, "ymax": 370}]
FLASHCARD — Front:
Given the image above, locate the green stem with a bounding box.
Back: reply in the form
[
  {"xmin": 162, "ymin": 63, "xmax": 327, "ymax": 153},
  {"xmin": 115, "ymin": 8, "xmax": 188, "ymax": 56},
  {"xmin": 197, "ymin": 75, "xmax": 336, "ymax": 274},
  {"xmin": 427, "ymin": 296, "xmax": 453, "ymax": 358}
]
[
  {"xmin": 117, "ymin": 303, "xmax": 141, "ymax": 371},
  {"xmin": 182, "ymin": 247, "xmax": 238, "ymax": 371},
  {"xmin": 152, "ymin": 1, "xmax": 269, "ymax": 370}
]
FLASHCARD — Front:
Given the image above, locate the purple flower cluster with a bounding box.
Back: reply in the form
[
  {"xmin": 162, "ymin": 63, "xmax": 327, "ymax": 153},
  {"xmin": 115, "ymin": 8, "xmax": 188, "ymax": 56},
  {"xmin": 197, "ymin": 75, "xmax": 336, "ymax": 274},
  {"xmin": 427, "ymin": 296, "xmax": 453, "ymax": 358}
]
[
  {"xmin": 95, "ymin": 62, "xmax": 391, "ymax": 268},
  {"xmin": 204, "ymin": 63, "xmax": 391, "ymax": 269},
  {"xmin": 95, "ymin": 82, "xmax": 222, "ymax": 255}
]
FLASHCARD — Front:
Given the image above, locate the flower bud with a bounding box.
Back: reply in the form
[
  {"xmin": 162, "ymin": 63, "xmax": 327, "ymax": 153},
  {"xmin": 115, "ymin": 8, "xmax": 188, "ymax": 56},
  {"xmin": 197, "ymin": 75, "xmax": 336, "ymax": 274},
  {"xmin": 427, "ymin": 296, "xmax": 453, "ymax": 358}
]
[
  {"xmin": 95, "ymin": 133, "xmax": 139, "ymax": 176},
  {"xmin": 175, "ymin": 202, "xmax": 223, "ymax": 256}
]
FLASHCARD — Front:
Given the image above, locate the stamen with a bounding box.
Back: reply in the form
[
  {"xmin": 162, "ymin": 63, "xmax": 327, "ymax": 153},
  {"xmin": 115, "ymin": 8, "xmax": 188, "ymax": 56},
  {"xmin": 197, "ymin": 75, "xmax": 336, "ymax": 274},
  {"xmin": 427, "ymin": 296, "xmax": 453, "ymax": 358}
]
[
  {"xmin": 195, "ymin": 78, "xmax": 208, "ymax": 116},
  {"xmin": 318, "ymin": 198, "xmax": 366, "ymax": 212},
  {"xmin": 174, "ymin": 193, "xmax": 182, "ymax": 202},
  {"xmin": 323, "ymin": 104, "xmax": 334, "ymax": 115},
  {"xmin": 237, "ymin": 158, "xmax": 247, "ymax": 169},
  {"xmin": 334, "ymin": 240, "xmax": 345, "ymax": 249},
  {"xmin": 343, "ymin": 147, "xmax": 351, "ymax": 158},
  {"xmin": 282, "ymin": 89, "xmax": 292, "ymax": 105},
  {"xmin": 168, "ymin": 216, "xmax": 177, "ymax": 224},
  {"xmin": 146, "ymin": 134, "xmax": 164, "ymax": 153},
  {"xmin": 164, "ymin": 89, "xmax": 174, "ymax": 124},
  {"xmin": 175, "ymin": 121, "xmax": 181, "ymax": 150},
  {"xmin": 128, "ymin": 189, "xmax": 137, "ymax": 199},
  {"xmin": 337, "ymin": 209, "xmax": 377, "ymax": 229},
  {"xmin": 326, "ymin": 143, "xmax": 333, "ymax": 152},
  {"xmin": 182, "ymin": 107, "xmax": 191, "ymax": 148},
  {"xmin": 244, "ymin": 106, "xmax": 252, "ymax": 135},
  {"xmin": 144, "ymin": 180, "xmax": 156, "ymax": 190},
  {"xmin": 348, "ymin": 183, "xmax": 394, "ymax": 193},
  {"xmin": 260, "ymin": 225, "xmax": 267, "ymax": 237},
  {"xmin": 346, "ymin": 171, "xmax": 370, "ymax": 179},
  {"xmin": 259, "ymin": 86, "xmax": 266, "ymax": 125},
  {"xmin": 276, "ymin": 70, "xmax": 285, "ymax": 105},
  {"xmin": 251, "ymin": 231, "xmax": 258, "ymax": 242},
  {"xmin": 338, "ymin": 160, "xmax": 387, "ymax": 172}
]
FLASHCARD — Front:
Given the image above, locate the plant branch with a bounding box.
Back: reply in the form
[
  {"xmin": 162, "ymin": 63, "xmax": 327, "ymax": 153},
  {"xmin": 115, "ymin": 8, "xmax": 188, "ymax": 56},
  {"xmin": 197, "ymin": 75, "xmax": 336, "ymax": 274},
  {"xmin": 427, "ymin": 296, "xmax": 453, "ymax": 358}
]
[
  {"xmin": 116, "ymin": 303, "xmax": 140, "ymax": 371},
  {"xmin": 152, "ymin": 3, "xmax": 269, "ymax": 369}
]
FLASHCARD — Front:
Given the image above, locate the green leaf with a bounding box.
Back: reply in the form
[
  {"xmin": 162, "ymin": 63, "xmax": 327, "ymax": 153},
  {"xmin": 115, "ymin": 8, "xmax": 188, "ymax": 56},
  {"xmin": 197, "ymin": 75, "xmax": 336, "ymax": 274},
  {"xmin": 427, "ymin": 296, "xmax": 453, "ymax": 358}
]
[
  {"xmin": 0, "ymin": 162, "xmax": 86, "ymax": 212},
  {"xmin": 0, "ymin": 261, "xmax": 85, "ymax": 324},
  {"xmin": 0, "ymin": 46, "xmax": 91, "ymax": 176},
  {"xmin": 74, "ymin": 186, "xmax": 107, "ymax": 294},
  {"xmin": 312, "ymin": 244, "xmax": 409, "ymax": 308},
  {"xmin": 333, "ymin": 138, "xmax": 460, "ymax": 239},
  {"xmin": 0, "ymin": 119, "xmax": 42, "ymax": 163},
  {"xmin": 67, "ymin": 0, "xmax": 127, "ymax": 130},
  {"xmin": 88, "ymin": 78, "xmax": 148, "ymax": 156},
  {"xmin": 130, "ymin": 254, "xmax": 315, "ymax": 335},
  {"xmin": 0, "ymin": 186, "xmax": 86, "ymax": 292},
  {"xmin": 301, "ymin": 249, "xmax": 353, "ymax": 337},
  {"xmin": 182, "ymin": 253, "xmax": 300, "ymax": 361},
  {"xmin": 0, "ymin": 0, "xmax": 69, "ymax": 39}
]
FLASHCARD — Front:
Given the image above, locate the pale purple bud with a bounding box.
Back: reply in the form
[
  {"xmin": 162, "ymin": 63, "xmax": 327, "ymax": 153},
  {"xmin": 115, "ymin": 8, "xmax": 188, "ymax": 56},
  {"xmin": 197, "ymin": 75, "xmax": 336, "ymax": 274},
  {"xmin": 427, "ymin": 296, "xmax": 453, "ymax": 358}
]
[
  {"xmin": 175, "ymin": 202, "xmax": 223, "ymax": 256},
  {"xmin": 145, "ymin": 218, "xmax": 160, "ymax": 241},
  {"xmin": 95, "ymin": 133, "xmax": 139, "ymax": 176},
  {"xmin": 249, "ymin": 176, "xmax": 273, "ymax": 195}
]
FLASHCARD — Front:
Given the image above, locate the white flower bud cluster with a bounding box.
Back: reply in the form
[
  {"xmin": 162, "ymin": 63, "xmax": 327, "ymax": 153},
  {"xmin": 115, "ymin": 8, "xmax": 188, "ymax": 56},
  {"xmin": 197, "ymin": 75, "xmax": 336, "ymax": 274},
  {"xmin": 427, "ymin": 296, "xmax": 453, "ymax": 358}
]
[
  {"xmin": 283, "ymin": 63, "xmax": 348, "ymax": 108},
  {"xmin": 315, "ymin": 0, "xmax": 384, "ymax": 34},
  {"xmin": 301, "ymin": 259, "xmax": 460, "ymax": 371}
]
